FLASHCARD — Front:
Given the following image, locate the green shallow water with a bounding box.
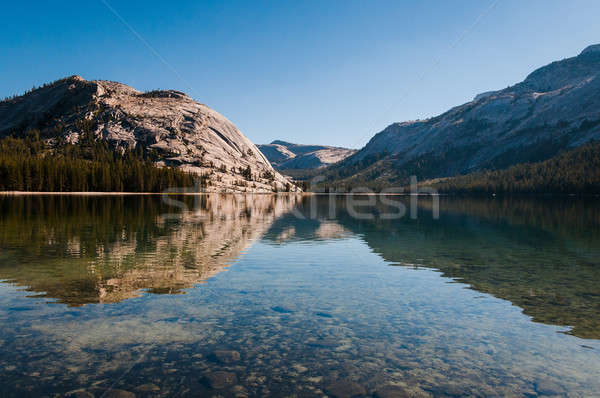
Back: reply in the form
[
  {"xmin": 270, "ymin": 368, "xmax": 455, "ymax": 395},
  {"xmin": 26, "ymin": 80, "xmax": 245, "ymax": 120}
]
[{"xmin": 0, "ymin": 194, "xmax": 599, "ymax": 397}]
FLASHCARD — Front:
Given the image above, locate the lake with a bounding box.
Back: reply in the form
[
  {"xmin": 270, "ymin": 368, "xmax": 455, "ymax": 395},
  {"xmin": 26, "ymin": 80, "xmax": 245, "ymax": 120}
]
[{"xmin": 0, "ymin": 194, "xmax": 599, "ymax": 397}]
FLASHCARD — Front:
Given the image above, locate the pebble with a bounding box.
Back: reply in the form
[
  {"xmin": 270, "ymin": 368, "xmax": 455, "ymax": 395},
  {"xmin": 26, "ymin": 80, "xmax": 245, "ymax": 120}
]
[{"xmin": 292, "ymin": 364, "xmax": 308, "ymax": 373}]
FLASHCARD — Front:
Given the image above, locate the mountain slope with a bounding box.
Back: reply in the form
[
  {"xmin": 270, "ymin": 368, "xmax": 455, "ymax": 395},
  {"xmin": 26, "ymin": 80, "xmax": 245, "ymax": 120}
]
[
  {"xmin": 0, "ymin": 76, "xmax": 299, "ymax": 192},
  {"xmin": 324, "ymin": 44, "xmax": 600, "ymax": 189},
  {"xmin": 427, "ymin": 140, "xmax": 600, "ymax": 194},
  {"xmin": 258, "ymin": 140, "xmax": 356, "ymax": 170}
]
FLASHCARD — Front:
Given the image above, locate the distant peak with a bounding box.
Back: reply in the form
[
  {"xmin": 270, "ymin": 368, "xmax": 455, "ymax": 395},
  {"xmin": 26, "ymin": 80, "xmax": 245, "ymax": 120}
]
[{"xmin": 580, "ymin": 44, "xmax": 600, "ymax": 55}]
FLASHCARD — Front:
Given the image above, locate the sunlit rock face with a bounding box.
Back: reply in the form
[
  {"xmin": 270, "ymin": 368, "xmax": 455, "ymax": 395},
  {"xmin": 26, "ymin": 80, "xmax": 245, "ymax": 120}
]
[
  {"xmin": 0, "ymin": 194, "xmax": 300, "ymax": 305},
  {"xmin": 0, "ymin": 76, "xmax": 300, "ymax": 192}
]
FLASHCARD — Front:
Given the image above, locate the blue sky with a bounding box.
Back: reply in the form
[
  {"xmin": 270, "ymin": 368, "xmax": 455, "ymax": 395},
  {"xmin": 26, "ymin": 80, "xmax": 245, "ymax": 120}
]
[{"xmin": 1, "ymin": 0, "xmax": 599, "ymax": 148}]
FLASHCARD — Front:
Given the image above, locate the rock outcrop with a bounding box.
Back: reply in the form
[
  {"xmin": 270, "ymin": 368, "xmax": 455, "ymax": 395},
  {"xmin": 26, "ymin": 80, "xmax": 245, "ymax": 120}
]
[{"xmin": 0, "ymin": 76, "xmax": 300, "ymax": 192}]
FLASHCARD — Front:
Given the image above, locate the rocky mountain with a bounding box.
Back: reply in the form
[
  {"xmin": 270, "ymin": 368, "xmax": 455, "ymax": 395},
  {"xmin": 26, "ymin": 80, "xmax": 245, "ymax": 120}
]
[
  {"xmin": 258, "ymin": 140, "xmax": 356, "ymax": 170},
  {"xmin": 0, "ymin": 76, "xmax": 299, "ymax": 192},
  {"xmin": 324, "ymin": 44, "xmax": 600, "ymax": 188}
]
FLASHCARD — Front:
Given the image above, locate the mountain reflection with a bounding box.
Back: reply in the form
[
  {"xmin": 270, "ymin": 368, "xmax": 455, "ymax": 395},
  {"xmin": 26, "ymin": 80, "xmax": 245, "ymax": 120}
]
[
  {"xmin": 264, "ymin": 196, "xmax": 600, "ymax": 339},
  {"xmin": 1, "ymin": 194, "xmax": 599, "ymax": 339},
  {"xmin": 0, "ymin": 194, "xmax": 299, "ymax": 306}
]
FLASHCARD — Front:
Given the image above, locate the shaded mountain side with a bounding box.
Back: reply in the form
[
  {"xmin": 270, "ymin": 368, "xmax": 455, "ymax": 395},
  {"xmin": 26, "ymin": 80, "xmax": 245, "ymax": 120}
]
[
  {"xmin": 426, "ymin": 139, "xmax": 600, "ymax": 194},
  {"xmin": 0, "ymin": 76, "xmax": 299, "ymax": 192},
  {"xmin": 258, "ymin": 140, "xmax": 356, "ymax": 170},
  {"xmin": 319, "ymin": 44, "xmax": 600, "ymax": 189}
]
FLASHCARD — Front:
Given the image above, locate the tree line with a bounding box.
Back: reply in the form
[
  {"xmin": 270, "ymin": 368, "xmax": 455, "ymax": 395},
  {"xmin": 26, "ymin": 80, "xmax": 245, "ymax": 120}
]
[
  {"xmin": 433, "ymin": 140, "xmax": 600, "ymax": 194},
  {"xmin": 0, "ymin": 130, "xmax": 197, "ymax": 192}
]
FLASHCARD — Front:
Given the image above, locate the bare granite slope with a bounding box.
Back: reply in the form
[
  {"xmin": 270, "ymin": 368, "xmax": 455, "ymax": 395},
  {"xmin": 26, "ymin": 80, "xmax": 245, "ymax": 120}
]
[{"xmin": 0, "ymin": 76, "xmax": 300, "ymax": 192}]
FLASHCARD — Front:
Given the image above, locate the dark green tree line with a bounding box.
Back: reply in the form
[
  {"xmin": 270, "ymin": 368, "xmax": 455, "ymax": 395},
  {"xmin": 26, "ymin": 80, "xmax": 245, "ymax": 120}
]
[
  {"xmin": 0, "ymin": 130, "xmax": 196, "ymax": 192},
  {"xmin": 433, "ymin": 140, "xmax": 600, "ymax": 194}
]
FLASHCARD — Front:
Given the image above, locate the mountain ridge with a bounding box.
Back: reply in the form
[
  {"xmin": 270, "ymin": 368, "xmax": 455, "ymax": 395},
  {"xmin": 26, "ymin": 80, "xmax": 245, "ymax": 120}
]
[{"xmin": 322, "ymin": 44, "xmax": 600, "ymax": 189}]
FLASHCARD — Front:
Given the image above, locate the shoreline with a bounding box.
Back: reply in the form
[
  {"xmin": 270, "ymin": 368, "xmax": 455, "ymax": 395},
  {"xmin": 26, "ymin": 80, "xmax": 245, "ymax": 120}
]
[
  {"xmin": 1, "ymin": 191, "xmax": 597, "ymax": 197},
  {"xmin": 0, "ymin": 191, "xmax": 443, "ymax": 196},
  {"xmin": 0, "ymin": 191, "xmax": 309, "ymax": 196}
]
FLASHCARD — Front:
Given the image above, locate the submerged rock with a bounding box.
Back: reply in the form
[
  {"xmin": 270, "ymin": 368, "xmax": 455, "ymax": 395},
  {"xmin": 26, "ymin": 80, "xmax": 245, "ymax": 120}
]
[
  {"xmin": 65, "ymin": 391, "xmax": 94, "ymax": 398},
  {"xmin": 134, "ymin": 383, "xmax": 160, "ymax": 392},
  {"xmin": 536, "ymin": 379, "xmax": 565, "ymax": 396},
  {"xmin": 204, "ymin": 371, "xmax": 238, "ymax": 389},
  {"xmin": 211, "ymin": 350, "xmax": 241, "ymax": 364},
  {"xmin": 374, "ymin": 385, "xmax": 410, "ymax": 398},
  {"xmin": 324, "ymin": 380, "xmax": 366, "ymax": 397},
  {"xmin": 103, "ymin": 389, "xmax": 135, "ymax": 398},
  {"xmin": 271, "ymin": 306, "xmax": 294, "ymax": 314},
  {"xmin": 231, "ymin": 384, "xmax": 249, "ymax": 398}
]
